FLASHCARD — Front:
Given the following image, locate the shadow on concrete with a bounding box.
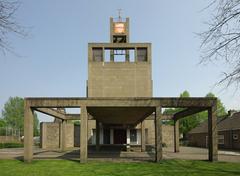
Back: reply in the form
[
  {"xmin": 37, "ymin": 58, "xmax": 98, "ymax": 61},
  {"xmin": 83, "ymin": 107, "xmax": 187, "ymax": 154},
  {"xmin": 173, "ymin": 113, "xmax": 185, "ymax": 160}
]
[{"xmin": 28, "ymin": 145, "xmax": 155, "ymax": 163}]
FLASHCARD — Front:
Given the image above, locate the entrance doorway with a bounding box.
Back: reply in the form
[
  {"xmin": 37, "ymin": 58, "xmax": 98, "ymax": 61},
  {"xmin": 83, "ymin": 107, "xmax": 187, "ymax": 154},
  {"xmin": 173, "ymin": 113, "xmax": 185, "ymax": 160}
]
[{"xmin": 114, "ymin": 129, "xmax": 126, "ymax": 144}]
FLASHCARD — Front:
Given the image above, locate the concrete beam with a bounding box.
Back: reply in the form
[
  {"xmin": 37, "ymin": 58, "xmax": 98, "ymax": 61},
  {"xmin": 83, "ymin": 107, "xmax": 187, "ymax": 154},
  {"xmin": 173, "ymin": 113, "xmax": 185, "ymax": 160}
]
[
  {"xmin": 80, "ymin": 106, "xmax": 88, "ymax": 163},
  {"xmin": 155, "ymin": 106, "xmax": 162, "ymax": 162},
  {"xmin": 173, "ymin": 107, "xmax": 207, "ymax": 121},
  {"xmin": 159, "ymin": 97, "xmax": 217, "ymax": 108},
  {"xmin": 174, "ymin": 120, "xmax": 179, "ymax": 153},
  {"xmin": 26, "ymin": 98, "xmax": 159, "ymax": 108},
  {"xmin": 64, "ymin": 114, "xmax": 94, "ymax": 120},
  {"xmin": 35, "ymin": 108, "xmax": 66, "ymax": 120},
  {"xmin": 35, "ymin": 108, "xmax": 84, "ymax": 121},
  {"xmin": 25, "ymin": 97, "xmax": 216, "ymax": 109},
  {"xmin": 88, "ymin": 43, "xmax": 151, "ymax": 50},
  {"xmin": 24, "ymin": 100, "xmax": 34, "ymax": 163},
  {"xmin": 208, "ymin": 104, "xmax": 218, "ymax": 161}
]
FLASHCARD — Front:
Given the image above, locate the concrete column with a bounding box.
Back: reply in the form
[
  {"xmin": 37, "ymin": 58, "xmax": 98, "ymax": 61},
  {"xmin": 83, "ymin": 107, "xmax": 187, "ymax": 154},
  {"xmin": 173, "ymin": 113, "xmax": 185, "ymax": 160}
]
[
  {"xmin": 100, "ymin": 128, "xmax": 103, "ymax": 144},
  {"xmin": 141, "ymin": 121, "xmax": 146, "ymax": 152},
  {"xmin": 174, "ymin": 120, "xmax": 180, "ymax": 153},
  {"xmin": 40, "ymin": 123, "xmax": 46, "ymax": 149},
  {"xmin": 208, "ymin": 104, "xmax": 218, "ymax": 161},
  {"xmin": 126, "ymin": 128, "xmax": 130, "ymax": 151},
  {"xmin": 60, "ymin": 120, "xmax": 67, "ymax": 151},
  {"xmin": 24, "ymin": 100, "xmax": 34, "ymax": 163},
  {"xmin": 126, "ymin": 129, "xmax": 130, "ymax": 145},
  {"xmin": 80, "ymin": 106, "xmax": 88, "ymax": 163},
  {"xmin": 96, "ymin": 120, "xmax": 100, "ymax": 151},
  {"xmin": 155, "ymin": 106, "xmax": 162, "ymax": 162},
  {"xmin": 110, "ymin": 129, "xmax": 114, "ymax": 144}
]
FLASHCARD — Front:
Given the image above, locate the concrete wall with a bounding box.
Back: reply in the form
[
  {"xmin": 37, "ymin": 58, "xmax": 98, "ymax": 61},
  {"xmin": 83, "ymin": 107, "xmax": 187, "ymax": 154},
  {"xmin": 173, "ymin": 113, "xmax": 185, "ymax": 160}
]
[
  {"xmin": 72, "ymin": 119, "xmax": 174, "ymax": 148},
  {"xmin": 40, "ymin": 122, "xmax": 60, "ymax": 149},
  {"xmin": 65, "ymin": 123, "xmax": 74, "ymax": 148},
  {"xmin": 40, "ymin": 122, "xmax": 74, "ymax": 149},
  {"xmin": 162, "ymin": 125, "xmax": 174, "ymax": 147},
  {"xmin": 40, "ymin": 120, "xmax": 174, "ymax": 149},
  {"xmin": 88, "ymin": 62, "xmax": 152, "ymax": 97}
]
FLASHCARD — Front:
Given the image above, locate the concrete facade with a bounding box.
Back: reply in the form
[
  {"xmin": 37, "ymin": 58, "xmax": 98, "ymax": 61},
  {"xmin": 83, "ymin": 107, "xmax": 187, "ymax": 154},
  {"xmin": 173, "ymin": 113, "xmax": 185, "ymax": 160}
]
[
  {"xmin": 40, "ymin": 120, "xmax": 174, "ymax": 150},
  {"xmin": 40, "ymin": 122, "xmax": 74, "ymax": 149}
]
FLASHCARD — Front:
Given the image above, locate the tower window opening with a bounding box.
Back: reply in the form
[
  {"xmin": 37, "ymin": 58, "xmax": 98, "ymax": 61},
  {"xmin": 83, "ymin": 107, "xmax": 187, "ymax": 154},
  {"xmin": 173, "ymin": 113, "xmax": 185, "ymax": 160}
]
[
  {"xmin": 103, "ymin": 49, "xmax": 135, "ymax": 62},
  {"xmin": 113, "ymin": 36, "xmax": 126, "ymax": 43},
  {"xmin": 137, "ymin": 48, "xmax": 147, "ymax": 62},
  {"xmin": 92, "ymin": 48, "xmax": 103, "ymax": 62},
  {"xmin": 113, "ymin": 49, "xmax": 126, "ymax": 62},
  {"xmin": 104, "ymin": 49, "xmax": 111, "ymax": 62},
  {"xmin": 129, "ymin": 49, "xmax": 135, "ymax": 62}
]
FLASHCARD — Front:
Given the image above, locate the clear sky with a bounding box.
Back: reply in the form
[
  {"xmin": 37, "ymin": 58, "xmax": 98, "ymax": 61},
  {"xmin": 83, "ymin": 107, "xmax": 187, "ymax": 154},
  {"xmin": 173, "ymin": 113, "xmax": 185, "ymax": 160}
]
[{"xmin": 0, "ymin": 0, "xmax": 239, "ymax": 122}]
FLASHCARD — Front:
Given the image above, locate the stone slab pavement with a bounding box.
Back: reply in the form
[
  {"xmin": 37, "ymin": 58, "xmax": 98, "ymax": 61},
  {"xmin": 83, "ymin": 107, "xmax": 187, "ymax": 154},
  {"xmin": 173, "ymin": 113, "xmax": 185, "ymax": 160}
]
[{"xmin": 0, "ymin": 146, "xmax": 239, "ymax": 162}]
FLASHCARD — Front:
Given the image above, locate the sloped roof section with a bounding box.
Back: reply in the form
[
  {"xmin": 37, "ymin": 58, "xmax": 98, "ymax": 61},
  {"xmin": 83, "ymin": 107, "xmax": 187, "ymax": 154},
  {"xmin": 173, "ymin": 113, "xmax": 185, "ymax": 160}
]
[{"xmin": 188, "ymin": 112, "xmax": 240, "ymax": 134}]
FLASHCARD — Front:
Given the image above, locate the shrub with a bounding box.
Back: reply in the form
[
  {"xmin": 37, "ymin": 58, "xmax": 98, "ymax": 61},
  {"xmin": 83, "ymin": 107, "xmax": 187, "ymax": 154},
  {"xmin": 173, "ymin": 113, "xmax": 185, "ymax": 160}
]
[{"xmin": 0, "ymin": 143, "xmax": 23, "ymax": 149}]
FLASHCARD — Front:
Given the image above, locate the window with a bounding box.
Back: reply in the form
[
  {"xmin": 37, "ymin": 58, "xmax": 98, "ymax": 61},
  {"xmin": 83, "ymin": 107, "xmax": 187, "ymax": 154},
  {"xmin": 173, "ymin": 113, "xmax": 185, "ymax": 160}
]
[
  {"xmin": 92, "ymin": 48, "xmax": 103, "ymax": 62},
  {"xmin": 114, "ymin": 23, "xmax": 125, "ymax": 34},
  {"xmin": 113, "ymin": 36, "xmax": 126, "ymax": 43},
  {"xmin": 104, "ymin": 49, "xmax": 111, "ymax": 62},
  {"xmin": 113, "ymin": 50, "xmax": 126, "ymax": 62},
  {"xmin": 130, "ymin": 129, "xmax": 137, "ymax": 143},
  {"xmin": 145, "ymin": 129, "xmax": 148, "ymax": 144},
  {"xmin": 233, "ymin": 134, "xmax": 238, "ymax": 140},
  {"xmin": 218, "ymin": 135, "xmax": 224, "ymax": 145},
  {"xmin": 137, "ymin": 48, "xmax": 147, "ymax": 62},
  {"xmin": 129, "ymin": 49, "xmax": 135, "ymax": 62},
  {"xmin": 103, "ymin": 129, "xmax": 110, "ymax": 144}
]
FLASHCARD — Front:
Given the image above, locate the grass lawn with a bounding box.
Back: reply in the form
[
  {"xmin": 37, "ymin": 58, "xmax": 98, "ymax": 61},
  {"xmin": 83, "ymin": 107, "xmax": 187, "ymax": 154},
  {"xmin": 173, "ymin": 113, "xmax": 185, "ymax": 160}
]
[{"xmin": 0, "ymin": 159, "xmax": 240, "ymax": 176}]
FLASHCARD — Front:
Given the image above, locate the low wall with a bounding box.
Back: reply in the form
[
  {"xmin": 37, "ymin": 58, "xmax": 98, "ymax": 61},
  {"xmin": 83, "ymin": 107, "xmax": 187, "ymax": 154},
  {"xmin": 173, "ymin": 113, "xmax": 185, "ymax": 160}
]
[{"xmin": 0, "ymin": 136, "xmax": 20, "ymax": 143}]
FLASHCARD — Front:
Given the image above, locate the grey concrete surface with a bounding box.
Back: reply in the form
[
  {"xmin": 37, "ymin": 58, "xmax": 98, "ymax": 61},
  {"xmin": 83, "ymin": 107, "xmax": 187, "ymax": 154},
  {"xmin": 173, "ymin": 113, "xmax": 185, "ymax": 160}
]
[{"xmin": 1, "ymin": 146, "xmax": 239, "ymax": 162}]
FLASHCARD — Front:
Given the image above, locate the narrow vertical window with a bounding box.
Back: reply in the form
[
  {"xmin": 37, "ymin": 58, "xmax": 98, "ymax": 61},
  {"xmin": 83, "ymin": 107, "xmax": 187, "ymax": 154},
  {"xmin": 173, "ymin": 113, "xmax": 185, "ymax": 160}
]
[
  {"xmin": 137, "ymin": 48, "xmax": 147, "ymax": 62},
  {"xmin": 93, "ymin": 48, "xmax": 103, "ymax": 62}
]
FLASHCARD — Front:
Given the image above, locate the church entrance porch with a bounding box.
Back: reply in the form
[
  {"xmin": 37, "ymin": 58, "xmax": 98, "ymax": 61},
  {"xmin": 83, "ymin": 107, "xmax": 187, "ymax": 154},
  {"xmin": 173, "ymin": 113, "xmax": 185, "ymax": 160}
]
[{"xmin": 113, "ymin": 129, "xmax": 126, "ymax": 144}]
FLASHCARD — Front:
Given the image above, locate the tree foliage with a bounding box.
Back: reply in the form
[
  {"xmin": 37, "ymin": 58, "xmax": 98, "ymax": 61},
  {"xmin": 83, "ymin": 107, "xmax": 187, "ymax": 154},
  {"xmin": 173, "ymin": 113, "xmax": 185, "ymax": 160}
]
[
  {"xmin": 205, "ymin": 92, "xmax": 227, "ymax": 116},
  {"xmin": 0, "ymin": 119, "xmax": 6, "ymax": 127},
  {"xmin": 163, "ymin": 90, "xmax": 227, "ymax": 138},
  {"xmin": 1, "ymin": 97, "xmax": 39, "ymax": 136},
  {"xmin": 0, "ymin": 0, "xmax": 26, "ymax": 54},
  {"xmin": 200, "ymin": 0, "xmax": 240, "ymax": 88}
]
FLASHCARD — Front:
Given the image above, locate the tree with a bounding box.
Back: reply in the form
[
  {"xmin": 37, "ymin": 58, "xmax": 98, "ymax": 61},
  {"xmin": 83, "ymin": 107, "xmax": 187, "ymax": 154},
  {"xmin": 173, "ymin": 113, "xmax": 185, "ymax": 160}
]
[
  {"xmin": 0, "ymin": 119, "xmax": 6, "ymax": 127},
  {"xmin": 205, "ymin": 92, "xmax": 227, "ymax": 116},
  {"xmin": 2, "ymin": 97, "xmax": 39, "ymax": 136},
  {"xmin": 0, "ymin": 0, "xmax": 26, "ymax": 54},
  {"xmin": 200, "ymin": 1, "xmax": 240, "ymax": 88},
  {"xmin": 163, "ymin": 90, "xmax": 199, "ymax": 138}
]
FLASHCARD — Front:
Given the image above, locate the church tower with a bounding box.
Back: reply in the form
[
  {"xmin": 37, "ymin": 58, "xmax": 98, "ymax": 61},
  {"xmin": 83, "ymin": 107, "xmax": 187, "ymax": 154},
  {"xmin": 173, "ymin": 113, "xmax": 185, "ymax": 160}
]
[{"xmin": 87, "ymin": 15, "xmax": 152, "ymax": 97}]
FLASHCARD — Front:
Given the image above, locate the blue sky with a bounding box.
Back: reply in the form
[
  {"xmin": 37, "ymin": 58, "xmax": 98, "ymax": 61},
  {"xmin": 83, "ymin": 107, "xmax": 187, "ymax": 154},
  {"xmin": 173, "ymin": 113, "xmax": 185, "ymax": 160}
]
[{"xmin": 0, "ymin": 0, "xmax": 239, "ymax": 122}]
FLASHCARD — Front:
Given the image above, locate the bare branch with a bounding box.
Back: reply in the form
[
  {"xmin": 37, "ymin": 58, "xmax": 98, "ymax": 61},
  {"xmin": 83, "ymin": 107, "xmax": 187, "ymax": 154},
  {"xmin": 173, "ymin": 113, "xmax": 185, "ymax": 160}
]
[
  {"xmin": 0, "ymin": 0, "xmax": 27, "ymax": 55},
  {"xmin": 199, "ymin": 0, "xmax": 240, "ymax": 89}
]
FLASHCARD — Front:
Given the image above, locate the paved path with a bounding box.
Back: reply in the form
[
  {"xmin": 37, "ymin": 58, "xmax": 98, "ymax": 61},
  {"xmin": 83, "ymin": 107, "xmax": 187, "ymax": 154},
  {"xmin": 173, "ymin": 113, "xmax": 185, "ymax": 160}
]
[
  {"xmin": 164, "ymin": 146, "xmax": 240, "ymax": 163},
  {"xmin": 0, "ymin": 146, "xmax": 239, "ymax": 162}
]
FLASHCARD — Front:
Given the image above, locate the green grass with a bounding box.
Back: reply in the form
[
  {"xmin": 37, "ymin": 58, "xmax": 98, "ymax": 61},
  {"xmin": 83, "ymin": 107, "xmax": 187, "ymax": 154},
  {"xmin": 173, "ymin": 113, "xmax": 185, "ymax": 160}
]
[
  {"xmin": 0, "ymin": 143, "xmax": 23, "ymax": 149},
  {"xmin": 0, "ymin": 159, "xmax": 240, "ymax": 176}
]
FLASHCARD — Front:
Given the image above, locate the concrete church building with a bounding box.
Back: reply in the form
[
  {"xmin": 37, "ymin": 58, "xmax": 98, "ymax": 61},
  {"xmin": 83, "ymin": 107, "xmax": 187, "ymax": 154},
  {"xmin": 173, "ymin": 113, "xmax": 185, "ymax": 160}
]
[
  {"xmin": 24, "ymin": 15, "xmax": 218, "ymax": 163},
  {"xmin": 40, "ymin": 17, "xmax": 174, "ymax": 151}
]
